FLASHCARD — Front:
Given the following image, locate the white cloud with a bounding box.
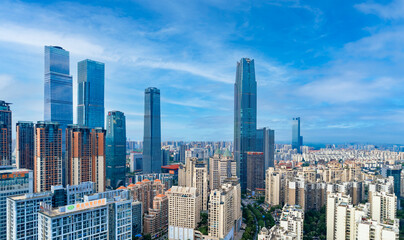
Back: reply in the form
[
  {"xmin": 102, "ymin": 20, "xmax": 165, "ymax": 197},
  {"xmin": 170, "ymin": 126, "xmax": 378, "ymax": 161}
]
[{"xmin": 356, "ymin": 0, "xmax": 404, "ymax": 20}]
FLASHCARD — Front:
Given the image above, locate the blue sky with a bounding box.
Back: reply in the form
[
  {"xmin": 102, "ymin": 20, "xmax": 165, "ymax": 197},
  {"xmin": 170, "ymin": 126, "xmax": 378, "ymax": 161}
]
[{"xmin": 1, "ymin": 0, "xmax": 404, "ymax": 143}]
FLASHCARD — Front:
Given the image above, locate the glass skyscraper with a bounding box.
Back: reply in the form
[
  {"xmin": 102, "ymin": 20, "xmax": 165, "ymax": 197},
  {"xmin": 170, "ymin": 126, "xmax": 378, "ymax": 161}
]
[
  {"xmin": 77, "ymin": 59, "xmax": 105, "ymax": 128},
  {"xmin": 256, "ymin": 127, "xmax": 275, "ymax": 169},
  {"xmin": 106, "ymin": 111, "xmax": 126, "ymax": 189},
  {"xmin": 143, "ymin": 87, "xmax": 162, "ymax": 173},
  {"xmin": 44, "ymin": 46, "xmax": 72, "ymax": 185},
  {"xmin": 234, "ymin": 58, "xmax": 257, "ymax": 190},
  {"xmin": 292, "ymin": 117, "xmax": 303, "ymax": 153}
]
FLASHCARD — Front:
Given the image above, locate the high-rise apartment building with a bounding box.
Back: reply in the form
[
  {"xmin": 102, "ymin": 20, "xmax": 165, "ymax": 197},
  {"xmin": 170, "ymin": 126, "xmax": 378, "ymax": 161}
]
[
  {"xmin": 209, "ymin": 149, "xmax": 236, "ymax": 190},
  {"xmin": 256, "ymin": 127, "xmax": 275, "ymax": 169},
  {"xmin": 265, "ymin": 167, "xmax": 281, "ymax": 206},
  {"xmin": 143, "ymin": 194, "xmax": 168, "ymax": 238},
  {"xmin": 7, "ymin": 192, "xmax": 52, "ymax": 240},
  {"xmin": 0, "ymin": 168, "xmax": 33, "ymax": 240},
  {"xmin": 16, "ymin": 121, "xmax": 35, "ymax": 170},
  {"xmin": 208, "ymin": 182, "xmax": 242, "ymax": 239},
  {"xmin": 234, "ymin": 58, "xmax": 257, "ymax": 190},
  {"xmin": 246, "ymin": 152, "xmax": 265, "ymax": 192},
  {"xmin": 77, "ymin": 59, "xmax": 105, "ymax": 128},
  {"xmin": 258, "ymin": 205, "xmax": 304, "ymax": 240},
  {"xmin": 106, "ymin": 111, "xmax": 126, "ymax": 189},
  {"xmin": 167, "ymin": 186, "xmax": 201, "ymax": 240},
  {"xmin": 143, "ymin": 87, "xmax": 162, "ymax": 173},
  {"xmin": 370, "ymin": 191, "xmax": 396, "ymax": 223},
  {"xmin": 292, "ymin": 117, "xmax": 303, "ymax": 153},
  {"xmin": 178, "ymin": 157, "xmax": 208, "ymax": 210},
  {"xmin": 66, "ymin": 125, "xmax": 106, "ymax": 192},
  {"xmin": 127, "ymin": 179, "xmax": 164, "ymax": 214},
  {"xmin": 0, "ymin": 101, "xmax": 11, "ymax": 166},
  {"xmin": 34, "ymin": 121, "xmax": 62, "ymax": 192}
]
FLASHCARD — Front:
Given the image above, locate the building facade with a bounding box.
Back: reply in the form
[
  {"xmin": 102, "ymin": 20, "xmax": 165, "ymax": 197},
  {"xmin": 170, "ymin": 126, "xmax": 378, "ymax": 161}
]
[
  {"xmin": 256, "ymin": 127, "xmax": 275, "ymax": 169},
  {"xmin": 16, "ymin": 121, "xmax": 35, "ymax": 170},
  {"xmin": 143, "ymin": 87, "xmax": 162, "ymax": 173},
  {"xmin": 246, "ymin": 152, "xmax": 265, "ymax": 193},
  {"xmin": 34, "ymin": 122, "xmax": 62, "ymax": 192},
  {"xmin": 66, "ymin": 125, "xmax": 106, "ymax": 192},
  {"xmin": 292, "ymin": 117, "xmax": 303, "ymax": 153},
  {"xmin": 167, "ymin": 186, "xmax": 201, "ymax": 240},
  {"xmin": 77, "ymin": 59, "xmax": 105, "ymax": 128},
  {"xmin": 0, "ymin": 101, "xmax": 11, "ymax": 166},
  {"xmin": 7, "ymin": 192, "xmax": 52, "ymax": 240},
  {"xmin": 106, "ymin": 111, "xmax": 126, "ymax": 189},
  {"xmin": 234, "ymin": 58, "xmax": 257, "ymax": 190},
  {"xmin": 0, "ymin": 168, "xmax": 33, "ymax": 240}
]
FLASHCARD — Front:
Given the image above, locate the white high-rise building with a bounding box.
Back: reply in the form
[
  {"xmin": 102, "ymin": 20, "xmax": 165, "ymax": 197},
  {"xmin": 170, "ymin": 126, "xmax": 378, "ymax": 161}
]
[
  {"xmin": 208, "ymin": 182, "xmax": 242, "ymax": 239},
  {"xmin": 0, "ymin": 168, "xmax": 33, "ymax": 240},
  {"xmin": 370, "ymin": 191, "xmax": 396, "ymax": 223},
  {"xmin": 7, "ymin": 192, "xmax": 52, "ymax": 240},
  {"xmin": 167, "ymin": 186, "xmax": 201, "ymax": 240}
]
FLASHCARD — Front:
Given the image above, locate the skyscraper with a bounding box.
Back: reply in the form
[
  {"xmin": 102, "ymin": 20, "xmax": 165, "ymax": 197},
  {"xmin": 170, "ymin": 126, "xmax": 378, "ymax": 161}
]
[
  {"xmin": 66, "ymin": 125, "xmax": 106, "ymax": 192},
  {"xmin": 234, "ymin": 58, "xmax": 257, "ymax": 190},
  {"xmin": 106, "ymin": 111, "xmax": 126, "ymax": 189},
  {"xmin": 0, "ymin": 101, "xmax": 11, "ymax": 166},
  {"xmin": 16, "ymin": 121, "xmax": 35, "ymax": 170},
  {"xmin": 292, "ymin": 117, "xmax": 303, "ymax": 153},
  {"xmin": 77, "ymin": 59, "xmax": 105, "ymax": 128},
  {"xmin": 34, "ymin": 121, "xmax": 62, "ymax": 192},
  {"xmin": 256, "ymin": 127, "xmax": 275, "ymax": 169},
  {"xmin": 143, "ymin": 87, "xmax": 162, "ymax": 173},
  {"xmin": 44, "ymin": 46, "xmax": 72, "ymax": 185}
]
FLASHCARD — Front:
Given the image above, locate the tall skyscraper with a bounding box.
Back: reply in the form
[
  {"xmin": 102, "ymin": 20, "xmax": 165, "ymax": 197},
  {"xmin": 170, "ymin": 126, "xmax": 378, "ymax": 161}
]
[
  {"xmin": 0, "ymin": 101, "xmax": 11, "ymax": 166},
  {"xmin": 234, "ymin": 58, "xmax": 257, "ymax": 190},
  {"xmin": 292, "ymin": 117, "xmax": 303, "ymax": 153},
  {"xmin": 246, "ymin": 152, "xmax": 265, "ymax": 192},
  {"xmin": 34, "ymin": 122, "xmax": 62, "ymax": 192},
  {"xmin": 256, "ymin": 127, "xmax": 275, "ymax": 169},
  {"xmin": 106, "ymin": 111, "xmax": 126, "ymax": 189},
  {"xmin": 66, "ymin": 125, "xmax": 106, "ymax": 192},
  {"xmin": 16, "ymin": 121, "xmax": 35, "ymax": 170},
  {"xmin": 143, "ymin": 87, "xmax": 162, "ymax": 173},
  {"xmin": 77, "ymin": 59, "xmax": 105, "ymax": 128},
  {"xmin": 44, "ymin": 46, "xmax": 72, "ymax": 186}
]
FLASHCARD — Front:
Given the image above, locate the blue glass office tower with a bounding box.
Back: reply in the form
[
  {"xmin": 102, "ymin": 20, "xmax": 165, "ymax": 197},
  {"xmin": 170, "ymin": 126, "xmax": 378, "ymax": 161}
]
[
  {"xmin": 143, "ymin": 87, "xmax": 162, "ymax": 173},
  {"xmin": 106, "ymin": 111, "xmax": 126, "ymax": 189},
  {"xmin": 292, "ymin": 117, "xmax": 303, "ymax": 153},
  {"xmin": 44, "ymin": 46, "xmax": 72, "ymax": 186},
  {"xmin": 77, "ymin": 59, "xmax": 105, "ymax": 128},
  {"xmin": 256, "ymin": 127, "xmax": 275, "ymax": 169},
  {"xmin": 234, "ymin": 58, "xmax": 257, "ymax": 190}
]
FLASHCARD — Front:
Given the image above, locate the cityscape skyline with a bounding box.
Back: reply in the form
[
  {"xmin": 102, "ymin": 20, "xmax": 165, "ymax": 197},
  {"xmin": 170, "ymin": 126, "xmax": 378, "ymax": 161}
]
[{"xmin": 1, "ymin": 1, "xmax": 404, "ymax": 144}]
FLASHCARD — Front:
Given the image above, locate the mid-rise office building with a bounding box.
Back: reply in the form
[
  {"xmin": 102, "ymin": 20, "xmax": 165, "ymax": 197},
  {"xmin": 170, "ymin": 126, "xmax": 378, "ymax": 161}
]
[
  {"xmin": 0, "ymin": 101, "xmax": 11, "ymax": 166},
  {"xmin": 66, "ymin": 125, "xmax": 106, "ymax": 192},
  {"xmin": 234, "ymin": 58, "xmax": 257, "ymax": 190},
  {"xmin": 381, "ymin": 165, "xmax": 402, "ymax": 208},
  {"xmin": 7, "ymin": 192, "xmax": 52, "ymax": 240},
  {"xmin": 143, "ymin": 87, "xmax": 162, "ymax": 173},
  {"xmin": 77, "ymin": 59, "xmax": 105, "ymax": 128},
  {"xmin": 34, "ymin": 121, "xmax": 62, "ymax": 192},
  {"xmin": 256, "ymin": 127, "xmax": 275, "ymax": 169},
  {"xmin": 51, "ymin": 181, "xmax": 95, "ymax": 207},
  {"xmin": 208, "ymin": 182, "xmax": 242, "ymax": 239},
  {"xmin": 106, "ymin": 111, "xmax": 126, "ymax": 189},
  {"xmin": 16, "ymin": 121, "xmax": 35, "ymax": 170},
  {"xmin": 178, "ymin": 157, "xmax": 208, "ymax": 210},
  {"xmin": 246, "ymin": 152, "xmax": 265, "ymax": 192},
  {"xmin": 129, "ymin": 152, "xmax": 143, "ymax": 172},
  {"xmin": 0, "ymin": 168, "xmax": 33, "ymax": 240},
  {"xmin": 292, "ymin": 117, "xmax": 303, "ymax": 153},
  {"xmin": 167, "ymin": 186, "xmax": 201, "ymax": 240}
]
